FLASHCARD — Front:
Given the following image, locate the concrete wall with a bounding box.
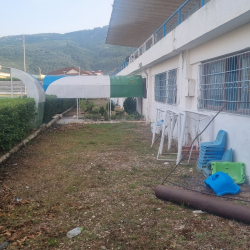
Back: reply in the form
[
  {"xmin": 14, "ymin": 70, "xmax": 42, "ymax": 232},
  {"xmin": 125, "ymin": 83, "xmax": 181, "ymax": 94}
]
[{"xmin": 116, "ymin": 0, "xmax": 250, "ymax": 179}]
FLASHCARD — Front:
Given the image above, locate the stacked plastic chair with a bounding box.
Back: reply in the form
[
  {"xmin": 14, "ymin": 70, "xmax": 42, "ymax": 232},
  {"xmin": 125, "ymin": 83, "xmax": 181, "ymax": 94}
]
[
  {"xmin": 197, "ymin": 130, "xmax": 226, "ymax": 171},
  {"xmin": 201, "ymin": 148, "xmax": 233, "ymax": 178}
]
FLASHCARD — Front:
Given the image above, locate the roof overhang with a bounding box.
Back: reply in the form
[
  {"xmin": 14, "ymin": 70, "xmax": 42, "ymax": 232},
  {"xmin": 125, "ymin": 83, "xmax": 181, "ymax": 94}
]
[{"xmin": 106, "ymin": 0, "xmax": 187, "ymax": 47}]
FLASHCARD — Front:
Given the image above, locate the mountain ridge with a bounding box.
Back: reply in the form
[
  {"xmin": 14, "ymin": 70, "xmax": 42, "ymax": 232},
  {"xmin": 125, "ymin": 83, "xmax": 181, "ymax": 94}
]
[{"xmin": 0, "ymin": 26, "xmax": 136, "ymax": 75}]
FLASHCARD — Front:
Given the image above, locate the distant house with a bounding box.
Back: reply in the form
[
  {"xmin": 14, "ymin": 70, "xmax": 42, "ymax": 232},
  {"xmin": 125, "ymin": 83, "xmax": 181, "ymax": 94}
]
[{"xmin": 47, "ymin": 67, "xmax": 103, "ymax": 76}]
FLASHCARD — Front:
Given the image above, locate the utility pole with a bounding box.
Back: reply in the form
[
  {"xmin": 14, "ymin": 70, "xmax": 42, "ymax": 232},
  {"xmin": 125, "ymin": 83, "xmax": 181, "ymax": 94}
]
[
  {"xmin": 23, "ymin": 34, "xmax": 27, "ymax": 95},
  {"xmin": 23, "ymin": 34, "xmax": 26, "ymax": 72}
]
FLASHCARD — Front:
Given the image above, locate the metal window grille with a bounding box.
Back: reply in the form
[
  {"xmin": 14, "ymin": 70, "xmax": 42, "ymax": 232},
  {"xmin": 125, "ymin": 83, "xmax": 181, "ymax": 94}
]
[
  {"xmin": 198, "ymin": 50, "xmax": 250, "ymax": 116},
  {"xmin": 155, "ymin": 69, "xmax": 177, "ymax": 104}
]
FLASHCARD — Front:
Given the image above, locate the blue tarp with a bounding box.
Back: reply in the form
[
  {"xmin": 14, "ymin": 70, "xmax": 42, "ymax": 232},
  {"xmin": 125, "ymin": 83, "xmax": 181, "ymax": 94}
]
[{"xmin": 43, "ymin": 75, "xmax": 67, "ymax": 92}]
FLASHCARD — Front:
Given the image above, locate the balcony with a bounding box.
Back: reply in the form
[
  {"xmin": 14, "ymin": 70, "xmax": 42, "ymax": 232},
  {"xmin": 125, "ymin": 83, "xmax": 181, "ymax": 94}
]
[{"xmin": 111, "ymin": 0, "xmax": 210, "ymax": 75}]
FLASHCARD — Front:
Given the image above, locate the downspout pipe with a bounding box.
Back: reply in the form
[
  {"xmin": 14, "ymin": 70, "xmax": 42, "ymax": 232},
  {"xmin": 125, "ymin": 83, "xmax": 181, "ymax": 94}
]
[
  {"xmin": 155, "ymin": 185, "xmax": 250, "ymax": 224},
  {"xmin": 143, "ymin": 68, "xmax": 149, "ymax": 124}
]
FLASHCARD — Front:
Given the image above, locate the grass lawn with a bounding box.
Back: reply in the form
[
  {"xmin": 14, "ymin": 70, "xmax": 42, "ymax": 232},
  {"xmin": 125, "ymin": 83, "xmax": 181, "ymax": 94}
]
[{"xmin": 0, "ymin": 123, "xmax": 250, "ymax": 249}]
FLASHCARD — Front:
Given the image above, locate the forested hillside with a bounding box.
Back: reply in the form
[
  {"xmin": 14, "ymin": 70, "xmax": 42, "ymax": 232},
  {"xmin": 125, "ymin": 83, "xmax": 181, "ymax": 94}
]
[{"xmin": 0, "ymin": 26, "xmax": 135, "ymax": 75}]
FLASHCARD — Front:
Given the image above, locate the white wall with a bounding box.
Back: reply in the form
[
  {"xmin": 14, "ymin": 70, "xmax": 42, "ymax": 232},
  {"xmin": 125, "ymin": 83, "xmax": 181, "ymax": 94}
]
[{"xmin": 115, "ymin": 0, "xmax": 250, "ymax": 179}]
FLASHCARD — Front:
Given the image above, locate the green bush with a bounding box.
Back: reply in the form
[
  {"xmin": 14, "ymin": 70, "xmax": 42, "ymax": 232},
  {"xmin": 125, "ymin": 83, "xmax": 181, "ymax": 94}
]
[
  {"xmin": 125, "ymin": 111, "xmax": 144, "ymax": 121},
  {"xmin": 106, "ymin": 102, "xmax": 115, "ymax": 111},
  {"xmin": 43, "ymin": 95, "xmax": 75, "ymax": 123},
  {"xmin": 116, "ymin": 110, "xmax": 125, "ymax": 116},
  {"xmin": 103, "ymin": 110, "xmax": 109, "ymax": 121},
  {"xmin": 88, "ymin": 109, "xmax": 99, "ymax": 114},
  {"xmin": 123, "ymin": 97, "xmax": 137, "ymax": 114},
  {"xmin": 80, "ymin": 99, "xmax": 94, "ymax": 111},
  {"xmin": 99, "ymin": 106, "xmax": 105, "ymax": 116},
  {"xmin": 0, "ymin": 98, "xmax": 36, "ymax": 151},
  {"xmin": 84, "ymin": 114, "xmax": 101, "ymax": 121}
]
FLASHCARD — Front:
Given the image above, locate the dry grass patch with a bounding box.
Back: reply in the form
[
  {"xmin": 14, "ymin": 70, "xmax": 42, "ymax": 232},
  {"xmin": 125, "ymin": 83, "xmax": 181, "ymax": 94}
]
[{"xmin": 0, "ymin": 123, "xmax": 250, "ymax": 249}]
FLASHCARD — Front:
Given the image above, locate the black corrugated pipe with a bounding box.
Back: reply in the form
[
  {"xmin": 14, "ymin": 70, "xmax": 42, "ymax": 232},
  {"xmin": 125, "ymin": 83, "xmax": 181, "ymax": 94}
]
[{"xmin": 155, "ymin": 185, "xmax": 250, "ymax": 224}]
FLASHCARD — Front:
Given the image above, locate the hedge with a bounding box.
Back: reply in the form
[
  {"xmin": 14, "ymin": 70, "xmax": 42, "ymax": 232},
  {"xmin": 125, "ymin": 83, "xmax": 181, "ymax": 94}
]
[
  {"xmin": 43, "ymin": 95, "xmax": 75, "ymax": 123},
  {"xmin": 0, "ymin": 98, "xmax": 36, "ymax": 151}
]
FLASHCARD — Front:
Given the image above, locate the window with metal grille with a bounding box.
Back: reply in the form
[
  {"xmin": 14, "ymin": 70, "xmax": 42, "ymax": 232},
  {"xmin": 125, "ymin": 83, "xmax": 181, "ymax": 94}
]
[
  {"xmin": 155, "ymin": 69, "xmax": 177, "ymax": 104},
  {"xmin": 198, "ymin": 51, "xmax": 250, "ymax": 116}
]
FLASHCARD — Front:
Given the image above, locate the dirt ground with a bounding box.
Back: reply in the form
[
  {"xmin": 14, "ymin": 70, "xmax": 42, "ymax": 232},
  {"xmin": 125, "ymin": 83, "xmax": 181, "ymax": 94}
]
[{"xmin": 0, "ymin": 122, "xmax": 250, "ymax": 249}]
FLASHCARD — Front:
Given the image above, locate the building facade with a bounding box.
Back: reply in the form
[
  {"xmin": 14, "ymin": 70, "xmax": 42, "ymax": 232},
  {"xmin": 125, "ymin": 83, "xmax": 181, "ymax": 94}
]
[{"xmin": 106, "ymin": 0, "xmax": 250, "ymax": 178}]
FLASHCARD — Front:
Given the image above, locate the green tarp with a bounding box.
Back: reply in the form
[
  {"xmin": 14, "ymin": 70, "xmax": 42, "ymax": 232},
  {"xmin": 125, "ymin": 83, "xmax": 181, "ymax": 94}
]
[{"xmin": 110, "ymin": 75, "xmax": 144, "ymax": 98}]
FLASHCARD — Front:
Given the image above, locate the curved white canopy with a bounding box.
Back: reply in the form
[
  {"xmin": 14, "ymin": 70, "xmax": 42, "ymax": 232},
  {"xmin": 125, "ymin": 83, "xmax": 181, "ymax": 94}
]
[
  {"xmin": 11, "ymin": 68, "xmax": 45, "ymax": 107},
  {"xmin": 46, "ymin": 75, "xmax": 111, "ymax": 98}
]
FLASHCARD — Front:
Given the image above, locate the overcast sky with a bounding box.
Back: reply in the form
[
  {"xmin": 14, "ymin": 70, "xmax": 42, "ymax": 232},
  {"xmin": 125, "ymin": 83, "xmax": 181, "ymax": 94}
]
[{"xmin": 0, "ymin": 0, "xmax": 113, "ymax": 37}]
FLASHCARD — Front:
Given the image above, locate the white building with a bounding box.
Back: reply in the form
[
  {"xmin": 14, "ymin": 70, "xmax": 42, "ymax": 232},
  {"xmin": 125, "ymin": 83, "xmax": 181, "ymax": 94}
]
[{"xmin": 106, "ymin": 0, "xmax": 250, "ymax": 178}]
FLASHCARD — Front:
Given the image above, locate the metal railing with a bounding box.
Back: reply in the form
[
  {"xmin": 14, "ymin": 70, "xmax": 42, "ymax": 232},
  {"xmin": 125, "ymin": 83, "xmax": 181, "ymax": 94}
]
[
  {"xmin": 0, "ymin": 81, "xmax": 26, "ymax": 97},
  {"xmin": 198, "ymin": 50, "xmax": 250, "ymax": 116},
  {"xmin": 112, "ymin": 0, "xmax": 210, "ymax": 75}
]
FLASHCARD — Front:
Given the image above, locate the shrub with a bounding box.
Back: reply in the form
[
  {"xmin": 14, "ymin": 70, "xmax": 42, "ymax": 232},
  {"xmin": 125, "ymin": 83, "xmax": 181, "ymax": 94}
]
[
  {"xmin": 88, "ymin": 109, "xmax": 99, "ymax": 114},
  {"xmin": 43, "ymin": 95, "xmax": 75, "ymax": 123},
  {"xmin": 115, "ymin": 110, "xmax": 125, "ymax": 116},
  {"xmin": 84, "ymin": 114, "xmax": 101, "ymax": 121},
  {"xmin": 123, "ymin": 97, "xmax": 137, "ymax": 114},
  {"xmin": 99, "ymin": 106, "xmax": 105, "ymax": 116},
  {"xmin": 103, "ymin": 110, "xmax": 109, "ymax": 121},
  {"xmin": 106, "ymin": 101, "xmax": 115, "ymax": 111},
  {"xmin": 125, "ymin": 111, "xmax": 144, "ymax": 121},
  {"xmin": 0, "ymin": 98, "xmax": 36, "ymax": 151},
  {"xmin": 80, "ymin": 99, "xmax": 94, "ymax": 111}
]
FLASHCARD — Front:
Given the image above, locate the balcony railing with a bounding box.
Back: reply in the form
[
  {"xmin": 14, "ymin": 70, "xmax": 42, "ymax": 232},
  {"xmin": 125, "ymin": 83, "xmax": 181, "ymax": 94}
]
[{"xmin": 111, "ymin": 0, "xmax": 210, "ymax": 76}]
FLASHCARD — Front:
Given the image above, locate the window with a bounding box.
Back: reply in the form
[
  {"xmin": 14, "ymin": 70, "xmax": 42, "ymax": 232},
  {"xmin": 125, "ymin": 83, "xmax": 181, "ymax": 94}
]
[
  {"xmin": 155, "ymin": 69, "xmax": 177, "ymax": 104},
  {"xmin": 198, "ymin": 51, "xmax": 250, "ymax": 115}
]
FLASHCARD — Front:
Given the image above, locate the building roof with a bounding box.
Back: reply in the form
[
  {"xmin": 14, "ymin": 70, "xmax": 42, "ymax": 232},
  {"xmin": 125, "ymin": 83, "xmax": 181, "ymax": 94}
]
[
  {"xmin": 106, "ymin": 0, "xmax": 187, "ymax": 47},
  {"xmin": 47, "ymin": 67, "xmax": 93, "ymax": 76}
]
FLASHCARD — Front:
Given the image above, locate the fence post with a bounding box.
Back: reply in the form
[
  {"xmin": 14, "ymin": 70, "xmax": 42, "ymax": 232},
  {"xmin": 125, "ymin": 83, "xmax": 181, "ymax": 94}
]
[
  {"xmin": 201, "ymin": 0, "xmax": 205, "ymax": 6},
  {"xmin": 163, "ymin": 24, "xmax": 166, "ymax": 37}
]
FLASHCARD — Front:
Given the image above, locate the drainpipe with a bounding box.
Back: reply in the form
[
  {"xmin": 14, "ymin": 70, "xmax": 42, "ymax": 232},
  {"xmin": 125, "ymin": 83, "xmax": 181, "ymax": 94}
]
[{"xmin": 144, "ymin": 68, "xmax": 149, "ymax": 124}]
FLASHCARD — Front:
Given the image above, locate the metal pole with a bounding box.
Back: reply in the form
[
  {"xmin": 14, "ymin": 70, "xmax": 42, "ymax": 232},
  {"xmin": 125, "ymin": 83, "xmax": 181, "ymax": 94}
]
[
  {"xmin": 77, "ymin": 98, "xmax": 79, "ymax": 120},
  {"xmin": 178, "ymin": 8, "xmax": 182, "ymax": 24},
  {"xmin": 155, "ymin": 185, "xmax": 250, "ymax": 225},
  {"xmin": 23, "ymin": 34, "xmax": 26, "ymax": 72},
  {"xmin": 79, "ymin": 98, "xmax": 81, "ymax": 119},
  {"xmin": 177, "ymin": 111, "xmax": 187, "ymax": 164},
  {"xmin": 21, "ymin": 82, "xmax": 23, "ymax": 98},
  {"xmin": 201, "ymin": 0, "xmax": 205, "ymax": 6},
  {"xmin": 177, "ymin": 113, "xmax": 181, "ymax": 141},
  {"xmin": 110, "ymin": 98, "xmax": 111, "ymax": 120},
  {"xmin": 11, "ymin": 73, "xmax": 13, "ymax": 99}
]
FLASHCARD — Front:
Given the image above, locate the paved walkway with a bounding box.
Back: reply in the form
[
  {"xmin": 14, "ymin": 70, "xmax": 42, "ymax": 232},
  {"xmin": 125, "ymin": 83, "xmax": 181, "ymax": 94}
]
[{"xmin": 56, "ymin": 116, "xmax": 145, "ymax": 125}]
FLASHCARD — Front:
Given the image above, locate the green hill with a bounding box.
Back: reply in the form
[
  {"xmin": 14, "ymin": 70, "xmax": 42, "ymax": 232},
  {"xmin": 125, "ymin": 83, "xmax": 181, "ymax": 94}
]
[{"xmin": 0, "ymin": 26, "xmax": 135, "ymax": 75}]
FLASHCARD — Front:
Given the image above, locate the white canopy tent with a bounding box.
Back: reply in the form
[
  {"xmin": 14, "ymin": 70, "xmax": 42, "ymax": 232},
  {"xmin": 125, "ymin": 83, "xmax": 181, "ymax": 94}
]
[
  {"xmin": 46, "ymin": 75, "xmax": 111, "ymax": 120},
  {"xmin": 46, "ymin": 76, "xmax": 111, "ymax": 98}
]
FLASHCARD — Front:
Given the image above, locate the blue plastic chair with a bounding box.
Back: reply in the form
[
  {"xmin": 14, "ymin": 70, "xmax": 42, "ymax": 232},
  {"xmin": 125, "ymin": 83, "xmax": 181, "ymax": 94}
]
[
  {"xmin": 201, "ymin": 149, "xmax": 233, "ymax": 178},
  {"xmin": 204, "ymin": 171, "xmax": 240, "ymax": 196},
  {"xmin": 197, "ymin": 130, "xmax": 227, "ymax": 172},
  {"xmin": 201, "ymin": 130, "xmax": 227, "ymax": 148}
]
